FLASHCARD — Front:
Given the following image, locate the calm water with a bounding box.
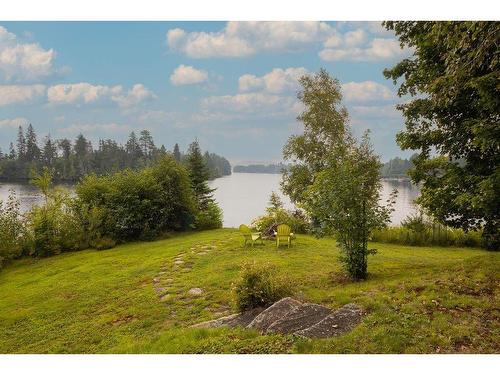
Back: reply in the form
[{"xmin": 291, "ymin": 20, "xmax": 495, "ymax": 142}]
[{"xmin": 0, "ymin": 174, "xmax": 420, "ymax": 228}]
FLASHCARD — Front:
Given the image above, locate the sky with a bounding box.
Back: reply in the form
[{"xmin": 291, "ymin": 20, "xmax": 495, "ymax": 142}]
[{"xmin": 0, "ymin": 21, "xmax": 414, "ymax": 164}]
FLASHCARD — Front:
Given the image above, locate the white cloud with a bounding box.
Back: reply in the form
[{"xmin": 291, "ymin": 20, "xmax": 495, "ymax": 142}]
[
  {"xmin": 201, "ymin": 92, "xmax": 298, "ymax": 116},
  {"xmin": 0, "ymin": 84, "xmax": 46, "ymax": 106},
  {"xmin": 111, "ymin": 84, "xmax": 156, "ymax": 108},
  {"xmin": 47, "ymin": 82, "xmax": 155, "ymax": 108},
  {"xmin": 0, "ymin": 117, "xmax": 29, "ymax": 129},
  {"xmin": 238, "ymin": 67, "xmax": 308, "ymax": 94},
  {"xmin": 350, "ymin": 104, "xmax": 400, "ymax": 119},
  {"xmin": 320, "ymin": 37, "xmax": 407, "ymax": 62},
  {"xmin": 170, "ymin": 65, "xmax": 208, "ymax": 86},
  {"xmin": 166, "ymin": 21, "xmax": 333, "ymax": 58},
  {"xmin": 57, "ymin": 123, "xmax": 131, "ymax": 136},
  {"xmin": 341, "ymin": 81, "xmax": 394, "ymax": 102},
  {"xmin": 0, "ymin": 26, "xmax": 56, "ymax": 81}
]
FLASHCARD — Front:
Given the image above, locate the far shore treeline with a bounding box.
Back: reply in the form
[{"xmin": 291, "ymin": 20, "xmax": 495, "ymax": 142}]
[
  {"xmin": 0, "ymin": 125, "xmax": 231, "ymax": 182},
  {"xmin": 233, "ymin": 155, "xmax": 417, "ymax": 179}
]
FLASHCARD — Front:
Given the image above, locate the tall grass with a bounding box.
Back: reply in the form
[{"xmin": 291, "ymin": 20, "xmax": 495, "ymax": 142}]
[{"xmin": 371, "ymin": 211, "xmax": 483, "ymax": 248}]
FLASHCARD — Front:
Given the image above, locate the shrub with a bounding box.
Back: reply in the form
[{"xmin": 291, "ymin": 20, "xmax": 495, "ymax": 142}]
[
  {"xmin": 233, "ymin": 262, "xmax": 293, "ymax": 312},
  {"xmin": 252, "ymin": 191, "xmax": 310, "ymax": 236},
  {"xmin": 29, "ymin": 188, "xmax": 87, "ymax": 257},
  {"xmin": 194, "ymin": 201, "xmax": 223, "ymax": 230},
  {"xmin": 76, "ymin": 156, "xmax": 197, "ymax": 242},
  {"xmin": 91, "ymin": 236, "xmax": 116, "ymax": 250},
  {"xmin": 0, "ymin": 190, "xmax": 32, "ymax": 263}
]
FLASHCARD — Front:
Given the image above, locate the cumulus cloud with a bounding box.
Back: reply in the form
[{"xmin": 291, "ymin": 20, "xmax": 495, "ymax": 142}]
[
  {"xmin": 166, "ymin": 21, "xmax": 333, "ymax": 58},
  {"xmin": 320, "ymin": 36, "xmax": 407, "ymax": 62},
  {"xmin": 0, "ymin": 117, "xmax": 29, "ymax": 129},
  {"xmin": 0, "ymin": 26, "xmax": 56, "ymax": 82},
  {"xmin": 201, "ymin": 92, "xmax": 299, "ymax": 116},
  {"xmin": 0, "ymin": 84, "xmax": 46, "ymax": 106},
  {"xmin": 111, "ymin": 84, "xmax": 156, "ymax": 108},
  {"xmin": 170, "ymin": 65, "xmax": 208, "ymax": 86},
  {"xmin": 341, "ymin": 81, "xmax": 394, "ymax": 102},
  {"xmin": 47, "ymin": 82, "xmax": 155, "ymax": 108},
  {"xmin": 238, "ymin": 67, "xmax": 308, "ymax": 94}
]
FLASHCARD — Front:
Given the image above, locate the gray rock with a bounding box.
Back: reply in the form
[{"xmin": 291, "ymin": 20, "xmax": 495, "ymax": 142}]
[
  {"xmin": 187, "ymin": 287, "xmax": 204, "ymax": 296},
  {"xmin": 247, "ymin": 297, "xmax": 303, "ymax": 331},
  {"xmin": 295, "ymin": 303, "xmax": 363, "ymax": 339},
  {"xmin": 266, "ymin": 303, "xmax": 332, "ymax": 334},
  {"xmin": 191, "ymin": 308, "xmax": 264, "ymax": 329}
]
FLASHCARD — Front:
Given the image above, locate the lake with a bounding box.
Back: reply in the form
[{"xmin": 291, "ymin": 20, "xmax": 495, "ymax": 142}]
[{"xmin": 0, "ymin": 173, "xmax": 420, "ymax": 228}]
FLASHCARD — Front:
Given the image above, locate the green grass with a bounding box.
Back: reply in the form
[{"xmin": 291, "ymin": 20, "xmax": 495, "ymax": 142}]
[{"xmin": 0, "ymin": 229, "xmax": 498, "ymax": 353}]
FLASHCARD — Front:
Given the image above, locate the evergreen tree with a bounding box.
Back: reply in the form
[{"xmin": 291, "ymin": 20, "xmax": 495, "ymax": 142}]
[
  {"xmin": 16, "ymin": 126, "xmax": 26, "ymax": 161},
  {"xmin": 57, "ymin": 138, "xmax": 72, "ymax": 180},
  {"xmin": 173, "ymin": 143, "xmax": 181, "ymax": 162},
  {"xmin": 8, "ymin": 142, "xmax": 16, "ymax": 159},
  {"xmin": 139, "ymin": 130, "xmax": 155, "ymax": 158},
  {"xmin": 125, "ymin": 131, "xmax": 142, "ymax": 166},
  {"xmin": 42, "ymin": 135, "xmax": 58, "ymax": 168},
  {"xmin": 73, "ymin": 134, "xmax": 92, "ymax": 178},
  {"xmin": 25, "ymin": 124, "xmax": 41, "ymax": 162},
  {"xmin": 186, "ymin": 140, "xmax": 215, "ymax": 209}
]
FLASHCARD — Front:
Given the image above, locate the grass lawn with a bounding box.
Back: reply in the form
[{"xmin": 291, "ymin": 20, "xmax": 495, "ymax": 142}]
[{"xmin": 0, "ymin": 228, "xmax": 498, "ymax": 354}]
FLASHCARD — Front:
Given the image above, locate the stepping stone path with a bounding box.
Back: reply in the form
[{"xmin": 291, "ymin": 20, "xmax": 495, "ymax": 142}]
[
  {"xmin": 191, "ymin": 297, "xmax": 364, "ymax": 339},
  {"xmin": 188, "ymin": 288, "xmax": 204, "ymax": 296},
  {"xmin": 152, "ymin": 236, "xmax": 236, "ymax": 312}
]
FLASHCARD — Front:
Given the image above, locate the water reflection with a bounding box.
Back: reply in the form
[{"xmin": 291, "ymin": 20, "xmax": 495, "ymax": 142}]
[{"xmin": 0, "ymin": 175, "xmax": 420, "ymax": 228}]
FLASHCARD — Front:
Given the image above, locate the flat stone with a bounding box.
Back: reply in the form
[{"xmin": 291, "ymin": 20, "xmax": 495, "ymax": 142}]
[
  {"xmin": 247, "ymin": 297, "xmax": 303, "ymax": 331},
  {"xmin": 198, "ymin": 251, "xmax": 208, "ymax": 255},
  {"xmin": 188, "ymin": 288, "xmax": 204, "ymax": 296},
  {"xmin": 160, "ymin": 294, "xmax": 172, "ymax": 301},
  {"xmin": 152, "ymin": 277, "xmax": 160, "ymax": 284},
  {"xmin": 155, "ymin": 287, "xmax": 166, "ymax": 294},
  {"xmin": 158, "ymin": 271, "xmax": 166, "ymax": 275},
  {"xmin": 266, "ymin": 303, "xmax": 332, "ymax": 334},
  {"xmin": 174, "ymin": 260, "xmax": 184, "ymax": 265},
  {"xmin": 191, "ymin": 308, "xmax": 264, "ymax": 329},
  {"xmin": 295, "ymin": 304, "xmax": 363, "ymax": 339}
]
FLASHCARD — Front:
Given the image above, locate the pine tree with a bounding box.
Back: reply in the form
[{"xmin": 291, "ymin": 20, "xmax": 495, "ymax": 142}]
[
  {"xmin": 57, "ymin": 138, "xmax": 72, "ymax": 179},
  {"xmin": 25, "ymin": 124, "xmax": 41, "ymax": 162},
  {"xmin": 186, "ymin": 140, "xmax": 215, "ymax": 209},
  {"xmin": 139, "ymin": 129, "xmax": 155, "ymax": 159},
  {"xmin": 42, "ymin": 135, "xmax": 58, "ymax": 167},
  {"xmin": 173, "ymin": 143, "xmax": 181, "ymax": 162},
  {"xmin": 8, "ymin": 142, "xmax": 16, "ymax": 159},
  {"xmin": 126, "ymin": 131, "xmax": 142, "ymax": 166},
  {"xmin": 16, "ymin": 126, "xmax": 26, "ymax": 161}
]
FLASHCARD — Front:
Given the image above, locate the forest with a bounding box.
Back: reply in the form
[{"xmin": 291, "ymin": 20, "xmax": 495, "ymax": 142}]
[{"xmin": 0, "ymin": 125, "xmax": 231, "ymax": 182}]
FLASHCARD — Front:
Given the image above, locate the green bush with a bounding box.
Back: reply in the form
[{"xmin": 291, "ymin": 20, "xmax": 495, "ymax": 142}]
[
  {"xmin": 194, "ymin": 201, "xmax": 223, "ymax": 230},
  {"xmin": 0, "ymin": 190, "xmax": 32, "ymax": 263},
  {"xmin": 233, "ymin": 262, "xmax": 293, "ymax": 312},
  {"xmin": 76, "ymin": 156, "xmax": 197, "ymax": 242},
  {"xmin": 29, "ymin": 188, "xmax": 87, "ymax": 257},
  {"xmin": 252, "ymin": 192, "xmax": 310, "ymax": 236},
  {"xmin": 90, "ymin": 236, "xmax": 116, "ymax": 250}
]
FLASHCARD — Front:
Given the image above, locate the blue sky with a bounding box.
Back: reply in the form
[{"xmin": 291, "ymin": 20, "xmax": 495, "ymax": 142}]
[{"xmin": 0, "ymin": 21, "xmax": 413, "ymax": 164}]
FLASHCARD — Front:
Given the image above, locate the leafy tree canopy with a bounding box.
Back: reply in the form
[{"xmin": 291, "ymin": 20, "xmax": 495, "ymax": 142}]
[{"xmin": 383, "ymin": 21, "xmax": 499, "ymax": 250}]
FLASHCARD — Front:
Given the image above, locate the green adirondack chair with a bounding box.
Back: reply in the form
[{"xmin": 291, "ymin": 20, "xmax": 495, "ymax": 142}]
[
  {"xmin": 239, "ymin": 224, "xmax": 264, "ymax": 247},
  {"xmin": 275, "ymin": 224, "xmax": 294, "ymax": 248}
]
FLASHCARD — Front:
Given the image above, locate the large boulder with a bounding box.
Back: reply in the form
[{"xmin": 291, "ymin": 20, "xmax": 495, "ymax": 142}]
[
  {"xmin": 247, "ymin": 297, "xmax": 303, "ymax": 331},
  {"xmin": 266, "ymin": 303, "xmax": 332, "ymax": 334},
  {"xmin": 191, "ymin": 307, "xmax": 264, "ymax": 329},
  {"xmin": 295, "ymin": 303, "xmax": 363, "ymax": 339}
]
